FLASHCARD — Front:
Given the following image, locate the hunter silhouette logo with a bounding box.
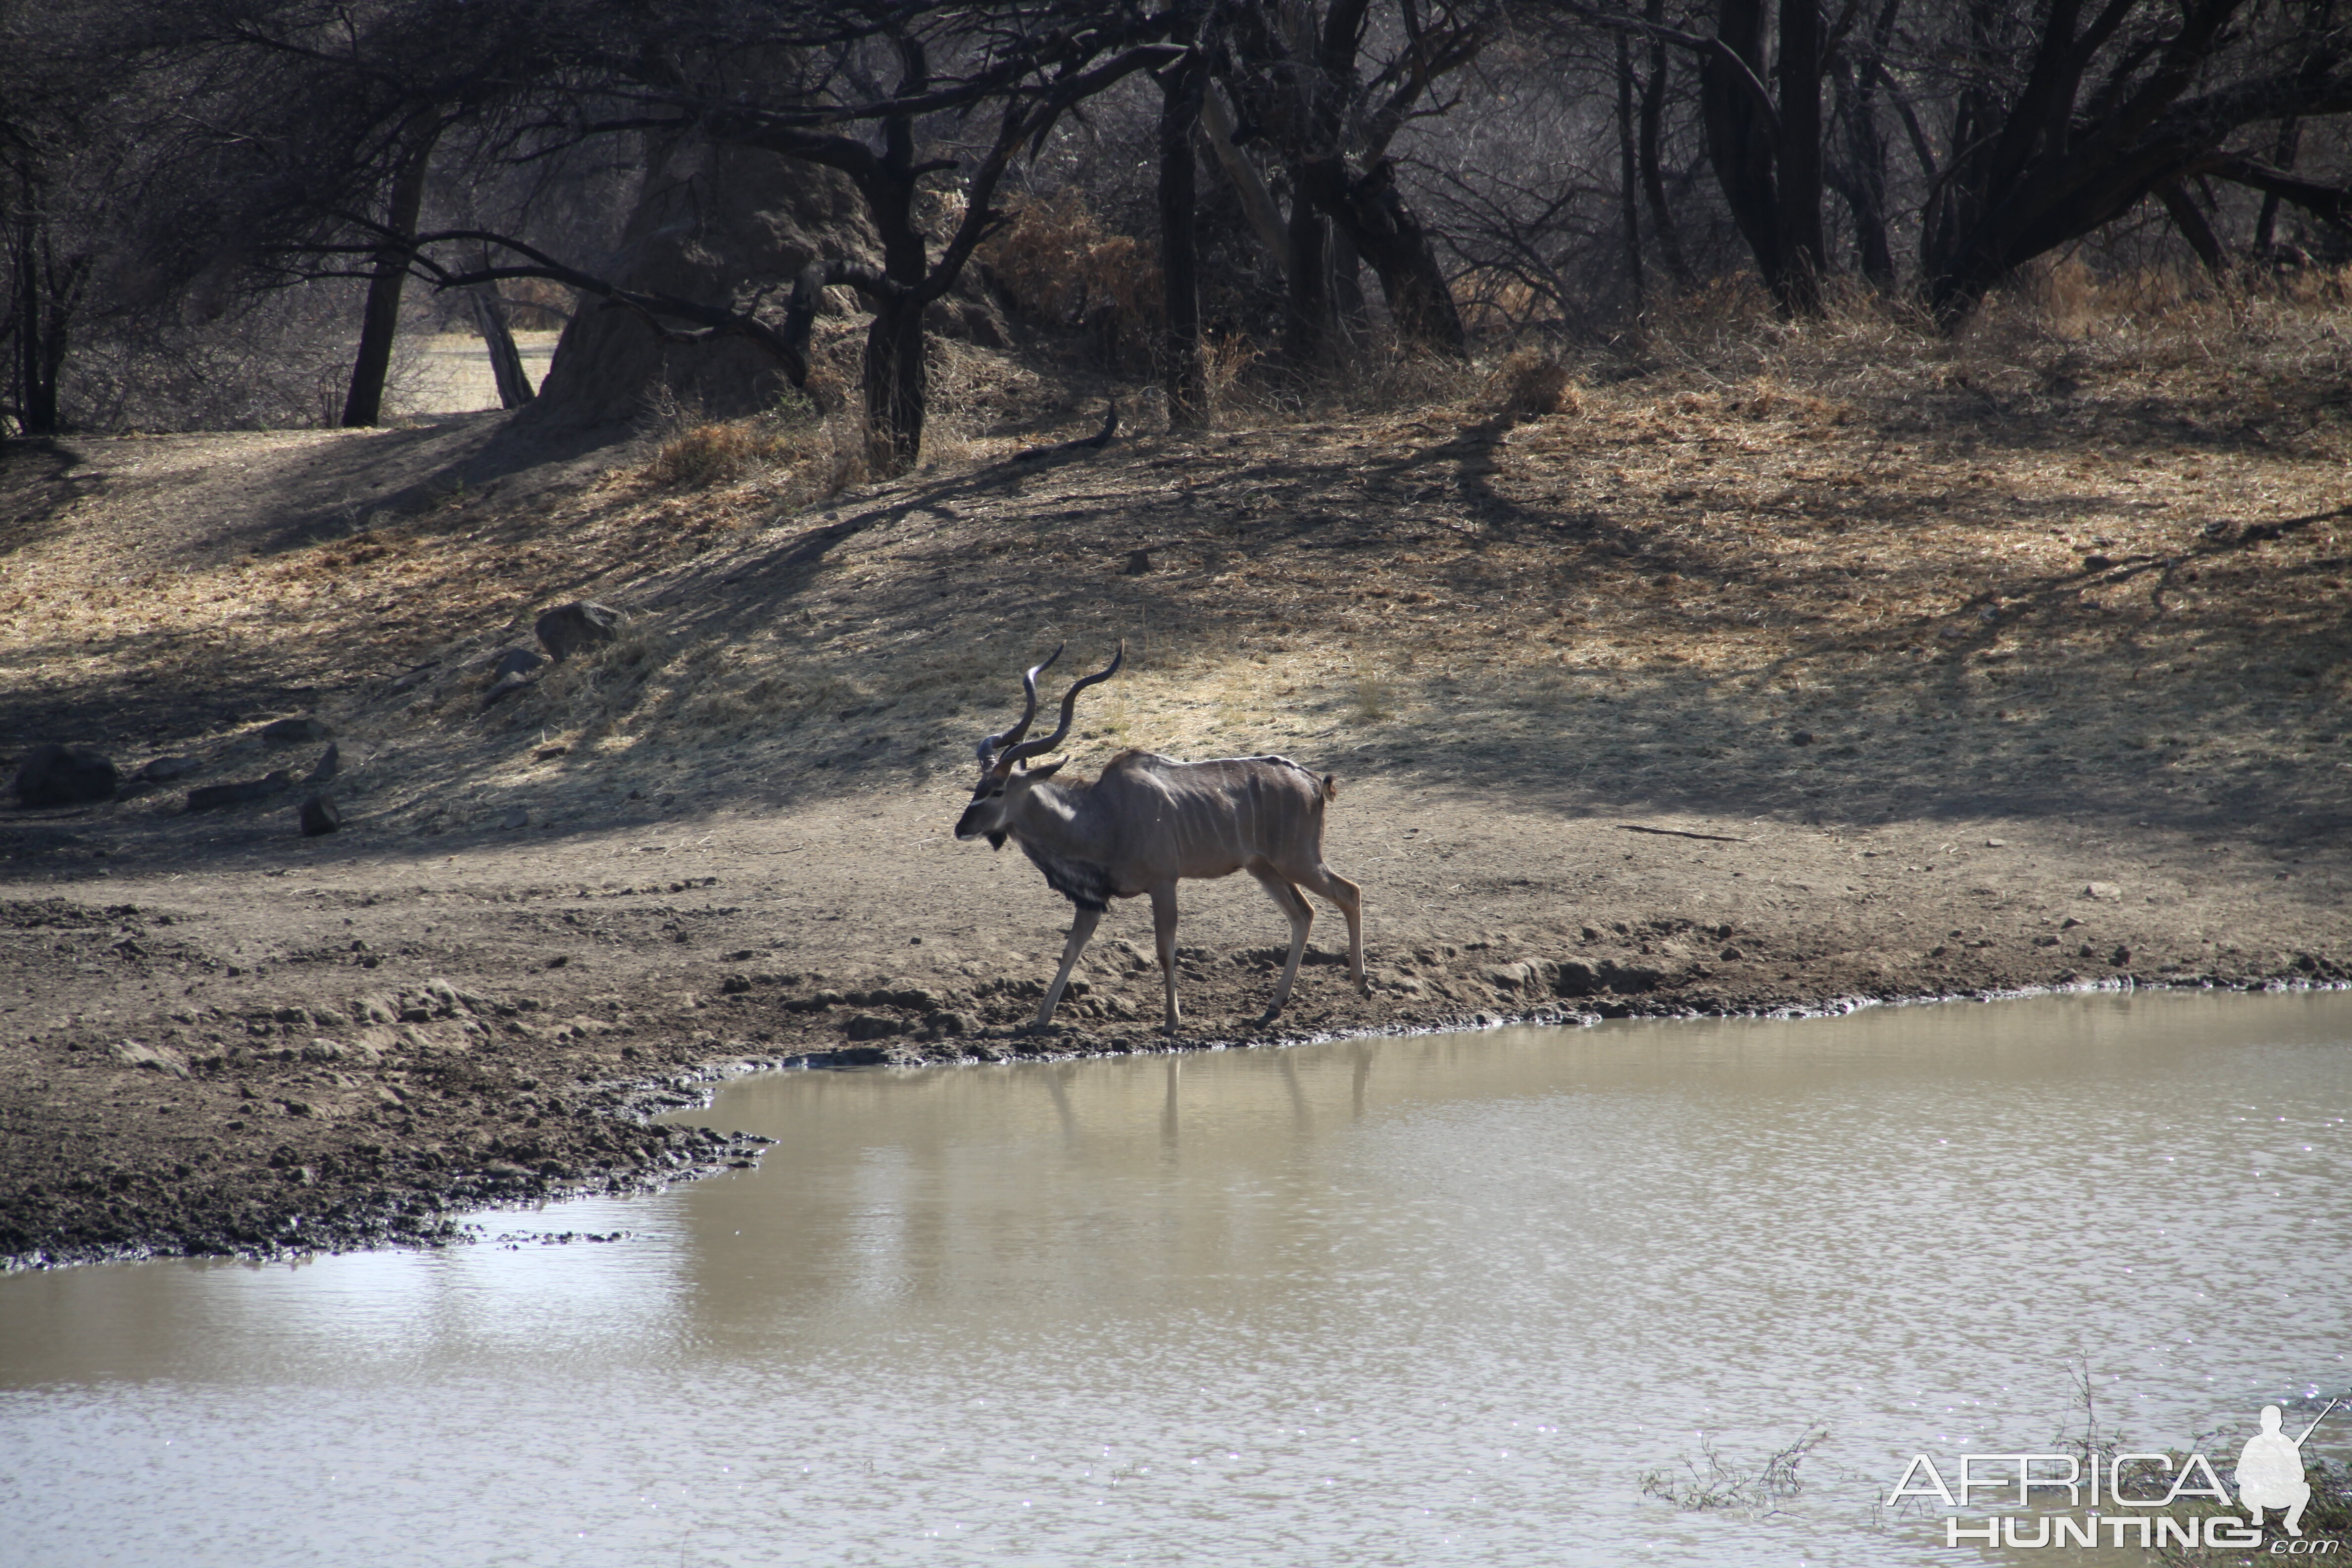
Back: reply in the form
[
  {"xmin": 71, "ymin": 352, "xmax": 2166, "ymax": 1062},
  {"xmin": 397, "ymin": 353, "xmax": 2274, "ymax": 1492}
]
[{"xmin": 2238, "ymin": 1400, "xmax": 2337, "ymax": 1537}]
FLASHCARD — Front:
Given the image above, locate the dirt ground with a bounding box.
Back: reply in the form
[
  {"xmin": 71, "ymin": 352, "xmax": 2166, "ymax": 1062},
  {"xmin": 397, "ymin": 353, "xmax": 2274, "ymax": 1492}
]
[{"xmin": 2, "ymin": 285, "xmax": 2348, "ymax": 1268}]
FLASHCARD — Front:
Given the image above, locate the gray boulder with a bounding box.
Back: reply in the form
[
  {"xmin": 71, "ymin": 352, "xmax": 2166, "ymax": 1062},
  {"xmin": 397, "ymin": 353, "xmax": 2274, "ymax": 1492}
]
[
  {"xmin": 15, "ymin": 744, "xmax": 117, "ymax": 807},
  {"xmin": 535, "ymin": 601, "xmax": 625, "ymax": 662},
  {"xmin": 489, "ymin": 646, "xmax": 545, "ymax": 680},
  {"xmin": 298, "ymin": 795, "xmax": 342, "ymax": 836},
  {"xmin": 262, "ymin": 717, "xmax": 333, "ymax": 744},
  {"xmin": 483, "ymin": 671, "xmax": 539, "ymax": 707},
  {"xmin": 139, "ymin": 755, "xmax": 201, "ymax": 783}
]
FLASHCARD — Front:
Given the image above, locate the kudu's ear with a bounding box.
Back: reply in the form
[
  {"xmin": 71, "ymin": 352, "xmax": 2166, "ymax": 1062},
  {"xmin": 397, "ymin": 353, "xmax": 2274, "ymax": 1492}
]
[{"xmin": 1023, "ymin": 760, "xmax": 1066, "ymax": 782}]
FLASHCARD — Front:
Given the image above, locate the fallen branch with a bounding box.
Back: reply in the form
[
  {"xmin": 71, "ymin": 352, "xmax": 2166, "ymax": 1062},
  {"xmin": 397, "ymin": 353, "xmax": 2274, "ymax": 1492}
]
[{"xmin": 1618, "ymin": 823, "xmax": 1750, "ymax": 842}]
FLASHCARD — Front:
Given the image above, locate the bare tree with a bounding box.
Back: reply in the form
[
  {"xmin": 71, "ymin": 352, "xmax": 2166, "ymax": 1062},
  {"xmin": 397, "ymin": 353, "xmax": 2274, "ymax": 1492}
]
[
  {"xmin": 1916, "ymin": 0, "xmax": 2352, "ymax": 322},
  {"xmin": 1222, "ymin": 0, "xmax": 1489, "ymax": 360}
]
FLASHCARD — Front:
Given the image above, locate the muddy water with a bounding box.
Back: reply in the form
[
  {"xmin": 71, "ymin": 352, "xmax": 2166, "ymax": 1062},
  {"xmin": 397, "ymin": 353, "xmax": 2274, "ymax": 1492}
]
[{"xmin": 4, "ymin": 990, "xmax": 2350, "ymax": 1566}]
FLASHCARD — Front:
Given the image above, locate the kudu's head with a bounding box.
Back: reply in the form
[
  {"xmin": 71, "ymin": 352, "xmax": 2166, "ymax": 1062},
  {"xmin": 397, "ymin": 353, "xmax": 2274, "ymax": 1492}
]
[{"xmin": 955, "ymin": 642, "xmax": 1125, "ymax": 848}]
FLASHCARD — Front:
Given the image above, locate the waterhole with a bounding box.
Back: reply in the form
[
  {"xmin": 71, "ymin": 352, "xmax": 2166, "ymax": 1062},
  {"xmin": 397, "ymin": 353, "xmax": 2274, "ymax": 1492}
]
[{"xmin": 4, "ymin": 989, "xmax": 2350, "ymax": 1565}]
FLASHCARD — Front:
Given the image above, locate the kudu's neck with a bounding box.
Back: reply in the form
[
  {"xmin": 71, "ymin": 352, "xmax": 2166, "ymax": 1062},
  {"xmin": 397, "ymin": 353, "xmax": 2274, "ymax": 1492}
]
[{"xmin": 1006, "ymin": 776, "xmax": 1116, "ymax": 912}]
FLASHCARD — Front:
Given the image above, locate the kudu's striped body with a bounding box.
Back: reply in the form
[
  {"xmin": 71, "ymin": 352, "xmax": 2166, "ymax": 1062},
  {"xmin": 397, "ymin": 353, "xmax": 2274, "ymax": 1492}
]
[{"xmin": 954, "ymin": 645, "xmax": 1367, "ymax": 1033}]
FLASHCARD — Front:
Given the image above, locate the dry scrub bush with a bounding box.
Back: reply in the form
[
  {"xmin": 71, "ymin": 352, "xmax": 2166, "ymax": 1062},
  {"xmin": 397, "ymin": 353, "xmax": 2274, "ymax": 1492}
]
[
  {"xmin": 1486, "ymin": 347, "xmax": 1579, "ymax": 418},
  {"xmin": 646, "ymin": 422, "xmax": 773, "ymax": 487},
  {"xmin": 1349, "ymin": 347, "xmax": 1481, "ymax": 415},
  {"xmin": 983, "ymin": 192, "xmax": 1161, "ymax": 331},
  {"xmin": 1201, "ymin": 333, "xmax": 1260, "ymax": 420}
]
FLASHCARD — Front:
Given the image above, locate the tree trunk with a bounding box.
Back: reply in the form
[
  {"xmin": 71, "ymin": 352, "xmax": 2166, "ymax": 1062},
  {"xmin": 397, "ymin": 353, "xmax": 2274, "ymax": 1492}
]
[
  {"xmin": 1284, "ymin": 169, "xmax": 1332, "ymax": 366},
  {"xmin": 1775, "ymin": 0, "xmax": 1827, "ymax": 313},
  {"xmin": 8, "ymin": 224, "xmax": 50, "ymax": 436},
  {"xmin": 1159, "ymin": 49, "xmax": 1210, "ymax": 431},
  {"xmin": 2156, "ymin": 182, "xmax": 2229, "ymax": 276},
  {"xmin": 468, "ymin": 287, "xmax": 536, "ymax": 408},
  {"xmin": 1638, "ymin": 0, "xmax": 1691, "ymax": 285},
  {"xmin": 1304, "ymin": 158, "xmax": 1467, "ymax": 356},
  {"xmin": 342, "ymin": 127, "xmax": 438, "ymax": 429},
  {"xmin": 862, "ymin": 296, "xmax": 925, "ymax": 474},
  {"xmin": 1830, "ymin": 57, "xmax": 1897, "ymax": 292},
  {"xmin": 858, "ymin": 99, "xmax": 932, "ymax": 475},
  {"xmin": 1616, "ymin": 31, "xmax": 1646, "ymax": 311},
  {"xmin": 1330, "ymin": 225, "xmax": 1372, "ymax": 342},
  {"xmin": 1200, "ymin": 87, "xmax": 1290, "ymax": 279},
  {"xmin": 2254, "ymin": 117, "xmax": 2302, "ymax": 253},
  {"xmin": 8, "ymin": 219, "xmax": 81, "ymax": 438},
  {"xmin": 1700, "ymin": 0, "xmax": 1787, "ymax": 300}
]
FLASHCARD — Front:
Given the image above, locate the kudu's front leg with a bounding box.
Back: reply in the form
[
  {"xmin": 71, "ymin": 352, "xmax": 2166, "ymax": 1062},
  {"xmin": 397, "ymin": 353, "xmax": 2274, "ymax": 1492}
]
[{"xmin": 1032, "ymin": 907, "xmax": 1103, "ymax": 1031}]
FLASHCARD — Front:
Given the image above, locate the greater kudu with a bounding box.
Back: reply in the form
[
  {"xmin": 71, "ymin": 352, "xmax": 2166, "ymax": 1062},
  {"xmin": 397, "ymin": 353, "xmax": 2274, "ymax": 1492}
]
[{"xmin": 953, "ymin": 644, "xmax": 1367, "ymax": 1033}]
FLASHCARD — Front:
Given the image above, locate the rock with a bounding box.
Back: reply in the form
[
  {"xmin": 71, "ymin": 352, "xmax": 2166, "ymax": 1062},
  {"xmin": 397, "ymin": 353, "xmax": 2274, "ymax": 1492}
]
[
  {"xmin": 483, "ymin": 671, "xmax": 539, "ymax": 707},
  {"xmin": 1483, "ymin": 962, "xmax": 1535, "ymax": 990},
  {"xmin": 1719, "ymin": 946, "xmax": 1745, "ymax": 961},
  {"xmin": 844, "ymin": 1012, "xmax": 904, "ymax": 1040},
  {"xmin": 2083, "ymin": 882, "xmax": 2122, "ymax": 901},
  {"xmin": 1984, "ymin": 837, "xmax": 2006, "ymax": 848},
  {"xmin": 300, "ymin": 1038, "xmax": 346, "ymax": 1062},
  {"xmin": 2109, "ymin": 945, "xmax": 2132, "ymax": 967},
  {"xmin": 305, "ymin": 744, "xmax": 340, "ymax": 784},
  {"xmin": 927, "ymin": 1010, "xmax": 977, "ymax": 1036},
  {"xmin": 425, "ymin": 979, "xmax": 466, "ymax": 1014},
  {"xmin": 886, "ymin": 986, "xmax": 941, "ymax": 1010},
  {"xmin": 720, "ymin": 974, "xmax": 752, "ymax": 994},
  {"xmin": 140, "ymin": 755, "xmax": 201, "ymax": 783},
  {"xmin": 1790, "ymin": 731, "xmax": 1815, "ymax": 746},
  {"xmin": 187, "ymin": 772, "xmax": 294, "ymax": 811},
  {"xmin": 352, "ymin": 991, "xmax": 400, "ymax": 1025},
  {"xmin": 311, "ymin": 1007, "xmax": 351, "ymax": 1028},
  {"xmin": 1550, "ymin": 958, "xmax": 1663, "ymax": 997},
  {"xmin": 262, "ymin": 717, "xmax": 333, "ymax": 744},
  {"xmin": 489, "ymin": 646, "xmax": 546, "ymax": 681},
  {"xmin": 498, "ymin": 807, "xmax": 529, "ymax": 830},
  {"xmin": 535, "ymin": 601, "xmax": 625, "ymax": 661},
  {"xmin": 111, "ymin": 1039, "xmax": 190, "ymax": 1078},
  {"xmin": 298, "ymin": 794, "xmax": 341, "ymax": 836},
  {"xmin": 513, "ymin": 144, "xmax": 880, "ymax": 431},
  {"xmin": 1122, "ymin": 548, "xmax": 1153, "ymax": 575},
  {"xmin": 14, "ymin": 743, "xmax": 117, "ymax": 807}
]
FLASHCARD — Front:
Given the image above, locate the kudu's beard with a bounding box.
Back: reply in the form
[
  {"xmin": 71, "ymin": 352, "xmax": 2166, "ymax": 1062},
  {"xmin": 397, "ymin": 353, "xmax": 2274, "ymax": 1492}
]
[{"xmin": 987, "ymin": 831, "xmax": 1007, "ymax": 850}]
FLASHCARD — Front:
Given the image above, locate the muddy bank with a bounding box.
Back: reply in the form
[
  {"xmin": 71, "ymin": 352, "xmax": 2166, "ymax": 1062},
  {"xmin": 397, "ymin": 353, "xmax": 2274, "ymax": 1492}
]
[{"xmin": 4, "ymin": 773, "xmax": 2346, "ymax": 1270}]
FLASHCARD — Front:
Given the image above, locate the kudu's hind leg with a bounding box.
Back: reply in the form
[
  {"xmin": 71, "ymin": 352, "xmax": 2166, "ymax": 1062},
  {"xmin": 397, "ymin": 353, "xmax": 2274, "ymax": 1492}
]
[
  {"xmin": 1033, "ymin": 906, "xmax": 1103, "ymax": 1030},
  {"xmin": 1295, "ymin": 865, "xmax": 1368, "ymax": 996},
  {"xmin": 1149, "ymin": 883, "xmax": 1182, "ymax": 1034},
  {"xmin": 1250, "ymin": 867, "xmax": 1316, "ymax": 1020}
]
